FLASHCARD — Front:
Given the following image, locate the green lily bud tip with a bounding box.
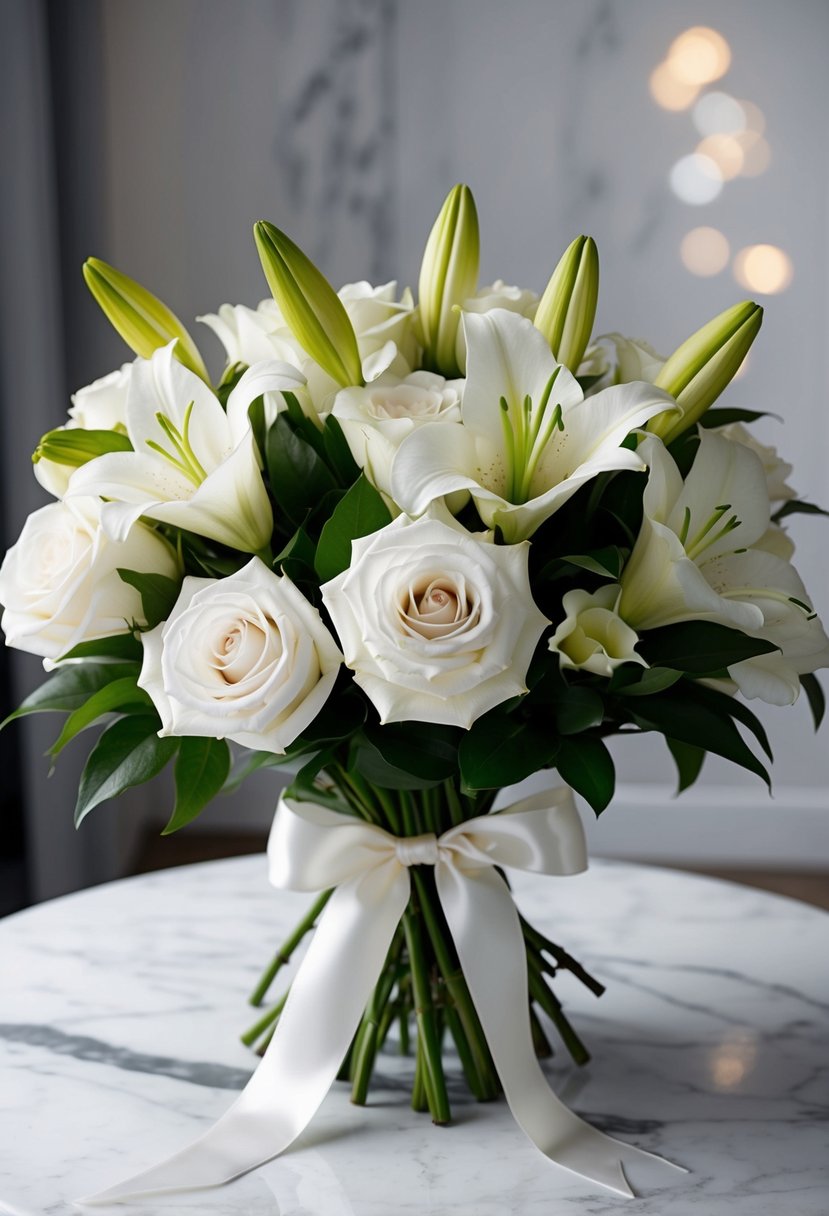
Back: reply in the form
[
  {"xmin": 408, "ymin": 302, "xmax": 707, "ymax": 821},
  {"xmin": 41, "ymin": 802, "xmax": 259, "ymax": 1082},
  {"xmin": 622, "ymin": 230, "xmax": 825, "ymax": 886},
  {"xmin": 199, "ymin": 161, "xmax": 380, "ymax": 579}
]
[
  {"xmin": 534, "ymin": 235, "xmax": 599, "ymax": 373},
  {"xmin": 418, "ymin": 184, "xmax": 480, "ymax": 377},
  {"xmin": 650, "ymin": 300, "xmax": 763, "ymax": 442},
  {"xmin": 82, "ymin": 257, "xmax": 208, "ymax": 382},
  {"xmin": 253, "ymin": 221, "xmax": 363, "ymax": 389}
]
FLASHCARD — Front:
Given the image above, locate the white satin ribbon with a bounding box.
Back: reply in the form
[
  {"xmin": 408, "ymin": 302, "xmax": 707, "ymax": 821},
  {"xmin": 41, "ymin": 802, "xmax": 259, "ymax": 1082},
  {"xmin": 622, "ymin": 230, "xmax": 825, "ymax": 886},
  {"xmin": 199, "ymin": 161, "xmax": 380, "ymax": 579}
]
[{"xmin": 80, "ymin": 787, "xmax": 682, "ymax": 1205}]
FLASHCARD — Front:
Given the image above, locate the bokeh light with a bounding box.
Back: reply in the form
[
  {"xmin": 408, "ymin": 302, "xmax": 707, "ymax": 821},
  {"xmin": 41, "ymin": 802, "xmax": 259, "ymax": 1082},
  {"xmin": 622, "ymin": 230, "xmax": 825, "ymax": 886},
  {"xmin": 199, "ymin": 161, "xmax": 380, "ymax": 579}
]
[
  {"xmin": 738, "ymin": 99, "xmax": 766, "ymax": 135},
  {"xmin": 649, "ymin": 60, "xmax": 700, "ymax": 110},
  {"xmin": 736, "ymin": 131, "xmax": 772, "ymax": 177},
  {"xmin": 693, "ymin": 92, "xmax": 746, "ymax": 136},
  {"xmin": 680, "ymin": 227, "xmax": 730, "ymax": 276},
  {"xmin": 669, "ymin": 153, "xmax": 723, "ymax": 204},
  {"xmin": 697, "ymin": 134, "xmax": 744, "ymax": 180},
  {"xmin": 668, "ymin": 27, "xmax": 732, "ymax": 85},
  {"xmin": 733, "ymin": 244, "xmax": 793, "ymax": 294}
]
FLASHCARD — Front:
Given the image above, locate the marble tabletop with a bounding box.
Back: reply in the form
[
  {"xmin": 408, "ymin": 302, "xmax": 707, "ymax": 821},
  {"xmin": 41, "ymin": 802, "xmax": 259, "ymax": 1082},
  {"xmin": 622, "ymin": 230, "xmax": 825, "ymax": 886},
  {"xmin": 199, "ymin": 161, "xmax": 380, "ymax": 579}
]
[{"xmin": 1, "ymin": 856, "xmax": 827, "ymax": 1215}]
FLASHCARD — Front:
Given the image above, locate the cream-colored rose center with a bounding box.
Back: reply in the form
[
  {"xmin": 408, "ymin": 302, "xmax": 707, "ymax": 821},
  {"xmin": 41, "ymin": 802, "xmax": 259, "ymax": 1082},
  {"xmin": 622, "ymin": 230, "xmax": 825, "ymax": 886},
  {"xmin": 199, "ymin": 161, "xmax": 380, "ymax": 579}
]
[
  {"xmin": 367, "ymin": 386, "xmax": 446, "ymax": 421},
  {"xmin": 398, "ymin": 575, "xmax": 478, "ymax": 639},
  {"xmin": 211, "ymin": 617, "xmax": 281, "ymax": 684}
]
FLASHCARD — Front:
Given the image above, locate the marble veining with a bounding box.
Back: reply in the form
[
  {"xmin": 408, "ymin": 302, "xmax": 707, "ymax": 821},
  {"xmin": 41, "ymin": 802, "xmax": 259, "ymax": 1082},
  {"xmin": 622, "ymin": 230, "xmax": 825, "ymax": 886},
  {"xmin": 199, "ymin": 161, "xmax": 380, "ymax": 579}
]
[{"xmin": 0, "ymin": 858, "xmax": 827, "ymax": 1214}]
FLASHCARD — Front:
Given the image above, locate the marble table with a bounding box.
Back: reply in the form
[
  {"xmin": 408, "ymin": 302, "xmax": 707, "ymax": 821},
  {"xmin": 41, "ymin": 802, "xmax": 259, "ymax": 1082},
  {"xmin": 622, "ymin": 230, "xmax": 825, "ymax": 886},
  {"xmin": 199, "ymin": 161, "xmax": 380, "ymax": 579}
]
[{"xmin": 1, "ymin": 857, "xmax": 827, "ymax": 1215}]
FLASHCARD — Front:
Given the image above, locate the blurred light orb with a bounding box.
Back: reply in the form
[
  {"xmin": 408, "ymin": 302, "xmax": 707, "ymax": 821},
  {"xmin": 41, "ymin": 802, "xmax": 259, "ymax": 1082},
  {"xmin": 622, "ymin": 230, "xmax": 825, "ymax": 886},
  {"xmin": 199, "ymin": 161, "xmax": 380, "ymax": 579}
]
[
  {"xmin": 649, "ymin": 60, "xmax": 700, "ymax": 110},
  {"xmin": 738, "ymin": 99, "xmax": 766, "ymax": 135},
  {"xmin": 681, "ymin": 227, "xmax": 730, "ymax": 276},
  {"xmin": 734, "ymin": 244, "xmax": 793, "ymax": 294},
  {"xmin": 668, "ymin": 27, "xmax": 732, "ymax": 85},
  {"xmin": 736, "ymin": 132, "xmax": 772, "ymax": 177},
  {"xmin": 693, "ymin": 91, "xmax": 746, "ymax": 136},
  {"xmin": 697, "ymin": 134, "xmax": 744, "ymax": 180},
  {"xmin": 669, "ymin": 153, "xmax": 723, "ymax": 204}
]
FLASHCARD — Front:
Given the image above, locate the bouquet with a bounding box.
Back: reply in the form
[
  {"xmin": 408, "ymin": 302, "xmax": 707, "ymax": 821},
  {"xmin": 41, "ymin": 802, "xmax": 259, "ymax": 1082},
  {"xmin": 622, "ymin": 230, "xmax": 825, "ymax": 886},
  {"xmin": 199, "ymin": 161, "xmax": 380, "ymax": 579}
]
[{"xmin": 2, "ymin": 185, "xmax": 827, "ymax": 1200}]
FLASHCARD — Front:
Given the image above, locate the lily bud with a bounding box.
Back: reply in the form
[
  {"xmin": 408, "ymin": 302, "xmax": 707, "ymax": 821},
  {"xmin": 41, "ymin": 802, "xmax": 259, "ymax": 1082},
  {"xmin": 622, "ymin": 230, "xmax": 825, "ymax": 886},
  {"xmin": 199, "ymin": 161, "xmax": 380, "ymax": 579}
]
[
  {"xmin": 33, "ymin": 427, "xmax": 132, "ymax": 468},
  {"xmin": 534, "ymin": 236, "xmax": 599, "ymax": 373},
  {"xmin": 649, "ymin": 301, "xmax": 763, "ymax": 443},
  {"xmin": 254, "ymin": 221, "xmax": 363, "ymax": 388},
  {"xmin": 418, "ymin": 184, "xmax": 479, "ymax": 377},
  {"xmin": 82, "ymin": 258, "xmax": 209, "ymax": 382}
]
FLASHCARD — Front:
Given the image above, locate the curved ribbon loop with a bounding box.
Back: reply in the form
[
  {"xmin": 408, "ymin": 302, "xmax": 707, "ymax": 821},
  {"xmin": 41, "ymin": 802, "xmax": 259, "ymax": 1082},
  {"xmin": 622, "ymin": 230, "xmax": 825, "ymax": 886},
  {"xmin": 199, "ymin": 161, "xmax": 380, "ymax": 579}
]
[{"xmin": 80, "ymin": 787, "xmax": 681, "ymax": 1205}]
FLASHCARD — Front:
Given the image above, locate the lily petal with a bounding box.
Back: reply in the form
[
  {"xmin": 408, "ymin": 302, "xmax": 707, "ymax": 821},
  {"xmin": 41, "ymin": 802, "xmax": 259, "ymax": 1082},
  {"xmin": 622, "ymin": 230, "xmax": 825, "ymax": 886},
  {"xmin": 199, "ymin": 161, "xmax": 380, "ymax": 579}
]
[
  {"xmin": 127, "ymin": 343, "xmax": 230, "ymax": 470},
  {"xmin": 461, "ymin": 309, "xmax": 582, "ymax": 447},
  {"xmin": 226, "ymin": 359, "xmax": 309, "ymax": 443}
]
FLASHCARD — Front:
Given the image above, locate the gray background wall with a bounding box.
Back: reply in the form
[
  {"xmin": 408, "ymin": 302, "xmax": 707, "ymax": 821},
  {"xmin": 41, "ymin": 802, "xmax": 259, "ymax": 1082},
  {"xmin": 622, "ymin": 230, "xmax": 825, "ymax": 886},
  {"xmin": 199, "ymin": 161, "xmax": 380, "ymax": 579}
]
[{"xmin": 2, "ymin": 0, "xmax": 827, "ymax": 898}]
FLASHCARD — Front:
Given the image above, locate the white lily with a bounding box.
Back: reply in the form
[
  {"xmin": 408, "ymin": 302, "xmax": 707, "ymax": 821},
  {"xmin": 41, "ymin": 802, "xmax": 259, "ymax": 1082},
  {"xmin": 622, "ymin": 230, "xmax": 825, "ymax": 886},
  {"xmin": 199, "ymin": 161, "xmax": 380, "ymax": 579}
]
[
  {"xmin": 618, "ymin": 431, "xmax": 829, "ymax": 703},
  {"xmin": 391, "ymin": 309, "xmax": 675, "ymax": 542},
  {"xmin": 67, "ymin": 343, "xmax": 291, "ymax": 553},
  {"xmin": 618, "ymin": 431, "xmax": 770, "ymax": 632}
]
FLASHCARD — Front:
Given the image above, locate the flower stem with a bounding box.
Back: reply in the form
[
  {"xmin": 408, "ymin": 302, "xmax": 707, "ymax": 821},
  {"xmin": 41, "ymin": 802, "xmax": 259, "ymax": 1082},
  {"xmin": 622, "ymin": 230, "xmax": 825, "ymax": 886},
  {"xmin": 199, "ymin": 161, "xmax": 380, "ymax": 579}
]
[
  {"xmin": 412, "ymin": 869, "xmax": 500, "ymax": 1100},
  {"xmin": 527, "ymin": 954, "xmax": 591, "ymax": 1066},
  {"xmin": 402, "ymin": 901, "xmax": 451, "ymax": 1124},
  {"xmin": 241, "ymin": 987, "xmax": 289, "ymax": 1048},
  {"xmin": 249, "ymin": 889, "xmax": 332, "ymax": 1006}
]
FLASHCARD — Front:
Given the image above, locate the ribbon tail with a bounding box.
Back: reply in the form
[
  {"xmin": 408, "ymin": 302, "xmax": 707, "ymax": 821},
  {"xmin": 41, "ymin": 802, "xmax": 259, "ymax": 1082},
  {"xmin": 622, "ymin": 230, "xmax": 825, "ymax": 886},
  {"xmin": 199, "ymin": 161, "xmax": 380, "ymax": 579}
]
[
  {"xmin": 437, "ymin": 863, "xmax": 686, "ymax": 1199},
  {"xmin": 78, "ymin": 867, "xmax": 409, "ymax": 1206}
]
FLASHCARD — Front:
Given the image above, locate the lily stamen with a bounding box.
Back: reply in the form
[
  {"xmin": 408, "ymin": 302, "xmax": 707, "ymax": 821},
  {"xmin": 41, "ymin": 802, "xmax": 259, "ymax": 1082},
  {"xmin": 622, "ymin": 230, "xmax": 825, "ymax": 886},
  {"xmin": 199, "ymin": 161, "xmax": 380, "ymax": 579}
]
[{"xmin": 145, "ymin": 401, "xmax": 209, "ymax": 487}]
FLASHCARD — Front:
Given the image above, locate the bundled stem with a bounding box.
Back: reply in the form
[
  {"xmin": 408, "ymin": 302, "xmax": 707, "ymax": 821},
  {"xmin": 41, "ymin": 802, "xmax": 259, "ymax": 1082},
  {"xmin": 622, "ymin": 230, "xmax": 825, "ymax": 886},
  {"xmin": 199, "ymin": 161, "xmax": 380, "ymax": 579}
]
[{"xmin": 245, "ymin": 771, "xmax": 605, "ymax": 1121}]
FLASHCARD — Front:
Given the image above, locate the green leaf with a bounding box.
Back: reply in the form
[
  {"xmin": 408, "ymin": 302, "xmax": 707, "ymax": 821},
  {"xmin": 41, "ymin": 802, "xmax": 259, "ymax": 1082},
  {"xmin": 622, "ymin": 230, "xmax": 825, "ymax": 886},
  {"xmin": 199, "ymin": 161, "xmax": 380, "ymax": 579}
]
[
  {"xmin": 638, "ymin": 621, "xmax": 779, "ymax": 675},
  {"xmin": 353, "ymin": 732, "xmax": 450, "ymax": 791},
  {"xmin": 117, "ymin": 569, "xmax": 181, "ymax": 629},
  {"xmin": 322, "ymin": 415, "xmax": 360, "ymax": 485},
  {"xmin": 559, "ymin": 546, "xmax": 626, "ymax": 580},
  {"xmin": 698, "ymin": 407, "xmax": 777, "ymax": 427},
  {"xmin": 222, "ymin": 749, "xmax": 289, "ymax": 795},
  {"xmin": 274, "ymin": 526, "xmax": 317, "ymax": 574},
  {"xmin": 772, "ymin": 498, "xmax": 829, "ymax": 522},
  {"xmin": 1, "ymin": 663, "xmax": 139, "ymax": 729},
  {"xmin": 555, "ymin": 736, "xmax": 615, "ymax": 815},
  {"xmin": 314, "ymin": 474, "xmax": 392, "ymax": 583},
  {"xmin": 164, "ymin": 737, "xmax": 231, "ymax": 833},
  {"xmin": 666, "ymin": 737, "xmax": 706, "ymax": 793},
  {"xmin": 685, "ymin": 680, "xmax": 773, "ymax": 760},
  {"xmin": 552, "ymin": 686, "xmax": 604, "ymax": 735},
  {"xmin": 49, "ymin": 677, "xmax": 152, "ymax": 757},
  {"xmin": 609, "ymin": 664, "xmax": 683, "ymax": 696},
  {"xmin": 266, "ymin": 414, "xmax": 337, "ymax": 527},
  {"xmin": 629, "ymin": 691, "xmax": 770, "ymax": 787},
  {"xmin": 460, "ymin": 713, "xmax": 559, "ymax": 790},
  {"xmin": 74, "ymin": 716, "xmax": 179, "ymax": 826},
  {"xmin": 800, "ymin": 673, "xmax": 825, "ymax": 731},
  {"xmin": 57, "ymin": 633, "xmax": 143, "ymax": 662},
  {"xmin": 361, "ymin": 722, "xmax": 461, "ymax": 787},
  {"xmin": 285, "ymin": 747, "xmax": 346, "ymax": 808}
]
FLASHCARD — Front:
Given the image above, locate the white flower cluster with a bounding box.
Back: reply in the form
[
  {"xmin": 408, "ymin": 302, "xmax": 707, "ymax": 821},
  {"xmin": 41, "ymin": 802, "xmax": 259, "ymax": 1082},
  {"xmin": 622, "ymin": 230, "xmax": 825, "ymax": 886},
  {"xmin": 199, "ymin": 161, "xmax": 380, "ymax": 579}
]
[{"xmin": 2, "ymin": 263, "xmax": 827, "ymax": 766}]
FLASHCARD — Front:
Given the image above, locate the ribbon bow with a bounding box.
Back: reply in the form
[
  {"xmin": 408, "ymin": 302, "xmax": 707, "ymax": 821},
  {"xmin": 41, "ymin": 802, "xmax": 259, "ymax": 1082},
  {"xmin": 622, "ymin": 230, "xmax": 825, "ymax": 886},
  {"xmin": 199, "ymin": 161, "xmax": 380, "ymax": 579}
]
[{"xmin": 82, "ymin": 787, "xmax": 679, "ymax": 1204}]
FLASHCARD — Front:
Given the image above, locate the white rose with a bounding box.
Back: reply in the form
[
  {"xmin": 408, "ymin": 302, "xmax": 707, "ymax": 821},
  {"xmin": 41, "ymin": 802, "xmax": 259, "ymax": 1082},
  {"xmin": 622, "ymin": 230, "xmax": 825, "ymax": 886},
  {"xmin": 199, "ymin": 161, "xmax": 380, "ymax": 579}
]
[
  {"xmin": 34, "ymin": 363, "xmax": 136, "ymax": 499},
  {"xmin": 0, "ymin": 497, "xmax": 179, "ymax": 663},
  {"xmin": 339, "ymin": 280, "xmax": 418, "ymax": 372},
  {"xmin": 455, "ymin": 280, "xmax": 539, "ymax": 369},
  {"xmin": 139, "ymin": 558, "xmax": 342, "ymax": 753},
  {"xmin": 69, "ymin": 363, "xmax": 133, "ymax": 430},
  {"xmin": 321, "ymin": 510, "xmax": 549, "ymax": 727},
  {"xmin": 331, "ymin": 371, "xmax": 463, "ymax": 503},
  {"xmin": 198, "ymin": 299, "xmax": 303, "ymax": 368},
  {"xmin": 602, "ymin": 333, "xmax": 666, "ymax": 384},
  {"xmin": 200, "ymin": 282, "xmax": 417, "ymax": 411},
  {"xmin": 549, "ymin": 585, "xmax": 645, "ymax": 678}
]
